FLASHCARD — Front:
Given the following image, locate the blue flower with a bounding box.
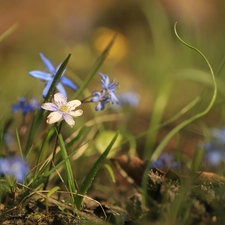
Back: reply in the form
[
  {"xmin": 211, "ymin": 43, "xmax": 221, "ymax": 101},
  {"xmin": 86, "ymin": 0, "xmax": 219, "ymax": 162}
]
[
  {"xmin": 98, "ymin": 72, "xmax": 119, "ymax": 105},
  {"xmin": 90, "ymin": 90, "xmax": 110, "ymax": 111},
  {"xmin": 12, "ymin": 97, "xmax": 40, "ymax": 115},
  {"xmin": 117, "ymin": 91, "xmax": 139, "ymax": 107},
  {"xmin": 202, "ymin": 127, "xmax": 225, "ymax": 166},
  {"xmin": 29, "ymin": 53, "xmax": 78, "ymax": 98},
  {"xmin": 0, "ymin": 157, "xmax": 29, "ymax": 183},
  {"xmin": 150, "ymin": 153, "xmax": 180, "ymax": 170}
]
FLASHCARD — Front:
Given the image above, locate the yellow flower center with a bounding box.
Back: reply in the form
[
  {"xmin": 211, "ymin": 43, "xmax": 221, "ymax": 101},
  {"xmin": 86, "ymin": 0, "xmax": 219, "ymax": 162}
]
[{"xmin": 60, "ymin": 105, "xmax": 68, "ymax": 112}]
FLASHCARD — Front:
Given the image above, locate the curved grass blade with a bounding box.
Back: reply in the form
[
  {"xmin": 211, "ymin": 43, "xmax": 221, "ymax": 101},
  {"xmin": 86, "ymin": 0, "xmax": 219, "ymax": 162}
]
[
  {"xmin": 75, "ymin": 131, "xmax": 119, "ymax": 209},
  {"xmin": 142, "ymin": 22, "xmax": 217, "ymax": 204},
  {"xmin": 151, "ymin": 22, "xmax": 217, "ymax": 161}
]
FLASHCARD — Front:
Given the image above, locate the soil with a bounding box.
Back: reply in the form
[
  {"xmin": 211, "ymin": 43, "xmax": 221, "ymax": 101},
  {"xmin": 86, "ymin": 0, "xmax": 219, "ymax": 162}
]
[{"xmin": 1, "ymin": 155, "xmax": 225, "ymax": 225}]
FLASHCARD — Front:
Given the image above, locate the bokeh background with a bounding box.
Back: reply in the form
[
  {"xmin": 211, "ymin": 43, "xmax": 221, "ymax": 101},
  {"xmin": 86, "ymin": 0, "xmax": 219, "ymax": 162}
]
[{"xmin": 1, "ymin": 0, "xmax": 225, "ymax": 159}]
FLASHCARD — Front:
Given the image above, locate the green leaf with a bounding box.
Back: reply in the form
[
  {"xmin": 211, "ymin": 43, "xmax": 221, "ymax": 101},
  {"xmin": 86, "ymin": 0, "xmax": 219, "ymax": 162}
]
[
  {"xmin": 103, "ymin": 163, "xmax": 116, "ymax": 183},
  {"xmin": 57, "ymin": 132, "xmax": 77, "ymax": 206},
  {"xmin": 45, "ymin": 54, "xmax": 71, "ymax": 102},
  {"xmin": 47, "ymin": 186, "xmax": 60, "ymax": 198},
  {"xmin": 95, "ymin": 130, "xmax": 122, "ymax": 158},
  {"xmin": 75, "ymin": 131, "xmax": 119, "ymax": 209}
]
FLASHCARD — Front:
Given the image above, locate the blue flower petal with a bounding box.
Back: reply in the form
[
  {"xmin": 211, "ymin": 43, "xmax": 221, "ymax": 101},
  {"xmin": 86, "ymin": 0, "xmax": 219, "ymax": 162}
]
[
  {"xmin": 118, "ymin": 91, "xmax": 139, "ymax": 107},
  {"xmin": 43, "ymin": 80, "xmax": 53, "ymax": 98},
  {"xmin": 61, "ymin": 76, "xmax": 78, "ymax": 90},
  {"xmin": 39, "ymin": 53, "xmax": 56, "ymax": 74},
  {"xmin": 99, "ymin": 72, "xmax": 109, "ymax": 89},
  {"xmin": 12, "ymin": 104, "xmax": 20, "ymax": 113},
  {"xmin": 29, "ymin": 71, "xmax": 53, "ymax": 81},
  {"xmin": 21, "ymin": 105, "xmax": 33, "ymax": 115},
  {"xmin": 95, "ymin": 102, "xmax": 103, "ymax": 111},
  {"xmin": 109, "ymin": 91, "xmax": 119, "ymax": 105},
  {"xmin": 0, "ymin": 157, "xmax": 29, "ymax": 183},
  {"xmin": 56, "ymin": 83, "xmax": 67, "ymax": 98}
]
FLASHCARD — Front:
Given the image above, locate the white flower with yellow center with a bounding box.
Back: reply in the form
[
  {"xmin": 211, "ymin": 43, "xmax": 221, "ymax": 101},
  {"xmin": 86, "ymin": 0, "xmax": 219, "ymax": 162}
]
[{"xmin": 41, "ymin": 92, "xmax": 83, "ymax": 128}]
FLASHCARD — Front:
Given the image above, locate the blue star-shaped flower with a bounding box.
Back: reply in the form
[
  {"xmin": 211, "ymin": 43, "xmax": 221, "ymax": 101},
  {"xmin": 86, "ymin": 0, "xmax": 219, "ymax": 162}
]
[
  {"xmin": 29, "ymin": 53, "xmax": 78, "ymax": 98},
  {"xmin": 12, "ymin": 97, "xmax": 40, "ymax": 115},
  {"xmin": 90, "ymin": 90, "xmax": 110, "ymax": 111},
  {"xmin": 98, "ymin": 72, "xmax": 119, "ymax": 105}
]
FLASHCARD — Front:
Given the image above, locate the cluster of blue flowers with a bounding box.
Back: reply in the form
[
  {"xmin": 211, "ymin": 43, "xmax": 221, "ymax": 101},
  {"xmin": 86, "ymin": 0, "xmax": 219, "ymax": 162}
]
[{"xmin": 28, "ymin": 53, "xmax": 121, "ymax": 111}]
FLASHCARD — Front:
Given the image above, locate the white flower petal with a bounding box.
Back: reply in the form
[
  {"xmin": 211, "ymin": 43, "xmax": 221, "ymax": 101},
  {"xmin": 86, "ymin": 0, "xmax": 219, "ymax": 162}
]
[
  {"xmin": 70, "ymin": 110, "xmax": 83, "ymax": 117},
  {"xmin": 46, "ymin": 111, "xmax": 62, "ymax": 124},
  {"xmin": 63, "ymin": 114, "xmax": 75, "ymax": 128},
  {"xmin": 42, "ymin": 92, "xmax": 83, "ymax": 128},
  {"xmin": 54, "ymin": 93, "xmax": 67, "ymax": 105},
  {"xmin": 41, "ymin": 103, "xmax": 59, "ymax": 111},
  {"xmin": 67, "ymin": 100, "xmax": 81, "ymax": 110},
  {"xmin": 56, "ymin": 83, "xmax": 67, "ymax": 99}
]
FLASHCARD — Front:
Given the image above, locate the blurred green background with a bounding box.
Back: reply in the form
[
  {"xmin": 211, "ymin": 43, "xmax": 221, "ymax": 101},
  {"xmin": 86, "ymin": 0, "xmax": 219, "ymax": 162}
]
[{"xmin": 1, "ymin": 0, "xmax": 225, "ymax": 157}]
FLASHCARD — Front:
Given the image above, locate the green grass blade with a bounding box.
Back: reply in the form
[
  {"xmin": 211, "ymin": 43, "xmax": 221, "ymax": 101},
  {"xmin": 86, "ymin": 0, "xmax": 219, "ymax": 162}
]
[
  {"xmin": 190, "ymin": 148, "xmax": 204, "ymax": 173},
  {"xmin": 34, "ymin": 127, "xmax": 55, "ymax": 179},
  {"xmin": 75, "ymin": 131, "xmax": 119, "ymax": 209},
  {"xmin": 73, "ymin": 34, "xmax": 117, "ymax": 99},
  {"xmin": 144, "ymin": 81, "xmax": 172, "ymax": 159},
  {"xmin": 25, "ymin": 110, "xmax": 42, "ymax": 155},
  {"xmin": 45, "ymin": 54, "xmax": 71, "ymax": 102},
  {"xmin": 103, "ymin": 163, "xmax": 116, "ymax": 183},
  {"xmin": 119, "ymin": 95, "xmax": 200, "ymax": 151},
  {"xmin": 0, "ymin": 23, "xmax": 19, "ymax": 43},
  {"xmin": 15, "ymin": 128, "xmax": 23, "ymax": 157},
  {"xmin": 57, "ymin": 132, "xmax": 77, "ymax": 206}
]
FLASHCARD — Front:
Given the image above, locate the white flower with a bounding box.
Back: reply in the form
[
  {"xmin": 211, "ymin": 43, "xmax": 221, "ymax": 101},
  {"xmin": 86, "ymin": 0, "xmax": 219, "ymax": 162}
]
[{"xmin": 41, "ymin": 92, "xmax": 83, "ymax": 128}]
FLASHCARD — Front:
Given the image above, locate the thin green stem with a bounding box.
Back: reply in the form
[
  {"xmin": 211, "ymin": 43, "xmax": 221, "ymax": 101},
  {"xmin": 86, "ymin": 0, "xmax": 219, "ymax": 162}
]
[{"xmin": 43, "ymin": 121, "xmax": 63, "ymax": 190}]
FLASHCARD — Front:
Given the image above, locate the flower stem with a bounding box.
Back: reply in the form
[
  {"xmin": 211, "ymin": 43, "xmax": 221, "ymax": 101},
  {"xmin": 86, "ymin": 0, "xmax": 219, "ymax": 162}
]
[
  {"xmin": 43, "ymin": 121, "xmax": 63, "ymax": 190},
  {"xmin": 80, "ymin": 95, "xmax": 93, "ymax": 103}
]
